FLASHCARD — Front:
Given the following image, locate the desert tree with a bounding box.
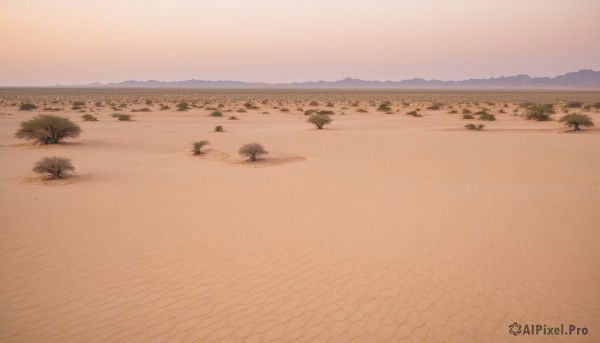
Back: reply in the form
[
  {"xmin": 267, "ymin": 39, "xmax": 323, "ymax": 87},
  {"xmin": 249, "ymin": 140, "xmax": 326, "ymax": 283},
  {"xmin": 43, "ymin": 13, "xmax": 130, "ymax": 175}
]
[
  {"xmin": 192, "ymin": 140, "xmax": 209, "ymax": 155},
  {"xmin": 239, "ymin": 143, "xmax": 267, "ymax": 162},
  {"xmin": 32, "ymin": 156, "xmax": 75, "ymax": 178},
  {"xmin": 307, "ymin": 114, "xmax": 332, "ymax": 129},
  {"xmin": 559, "ymin": 114, "xmax": 594, "ymax": 131},
  {"xmin": 15, "ymin": 115, "xmax": 82, "ymax": 144}
]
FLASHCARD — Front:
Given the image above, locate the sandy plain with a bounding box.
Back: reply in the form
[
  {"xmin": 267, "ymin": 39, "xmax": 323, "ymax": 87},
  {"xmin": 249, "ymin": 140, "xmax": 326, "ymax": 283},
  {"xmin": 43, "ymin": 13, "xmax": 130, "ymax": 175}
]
[{"xmin": 0, "ymin": 89, "xmax": 599, "ymax": 342}]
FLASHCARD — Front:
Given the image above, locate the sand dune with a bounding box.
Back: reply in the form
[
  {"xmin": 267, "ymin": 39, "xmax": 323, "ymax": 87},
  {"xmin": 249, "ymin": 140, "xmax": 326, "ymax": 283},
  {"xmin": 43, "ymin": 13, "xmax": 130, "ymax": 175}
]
[{"xmin": 0, "ymin": 92, "xmax": 599, "ymax": 342}]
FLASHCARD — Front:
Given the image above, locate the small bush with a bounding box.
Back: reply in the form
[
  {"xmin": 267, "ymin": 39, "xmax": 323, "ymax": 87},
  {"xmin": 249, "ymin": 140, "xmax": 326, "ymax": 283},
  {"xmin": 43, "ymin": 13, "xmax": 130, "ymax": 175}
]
[
  {"xmin": 377, "ymin": 101, "xmax": 392, "ymax": 112},
  {"xmin": 280, "ymin": 107, "xmax": 290, "ymax": 112},
  {"xmin": 132, "ymin": 108, "xmax": 151, "ymax": 112},
  {"xmin": 406, "ymin": 111, "xmax": 422, "ymax": 117},
  {"xmin": 176, "ymin": 102, "xmax": 190, "ymax": 111},
  {"xmin": 462, "ymin": 108, "xmax": 472, "ymax": 114},
  {"xmin": 118, "ymin": 114, "xmax": 132, "ymax": 121},
  {"xmin": 239, "ymin": 143, "xmax": 267, "ymax": 161},
  {"xmin": 566, "ymin": 101, "xmax": 583, "ymax": 108},
  {"xmin": 356, "ymin": 108, "xmax": 368, "ymax": 113},
  {"xmin": 317, "ymin": 110, "xmax": 334, "ymax": 115},
  {"xmin": 159, "ymin": 105, "xmax": 170, "ymax": 111},
  {"xmin": 427, "ymin": 103, "xmax": 442, "ymax": 110},
  {"xmin": 465, "ymin": 123, "xmax": 485, "ymax": 131},
  {"xmin": 32, "ymin": 156, "xmax": 75, "ymax": 178},
  {"xmin": 192, "ymin": 140, "xmax": 209, "ymax": 155},
  {"xmin": 309, "ymin": 101, "xmax": 320, "ymax": 106},
  {"xmin": 215, "ymin": 125, "xmax": 223, "ymax": 132},
  {"xmin": 307, "ymin": 114, "xmax": 332, "ymax": 129},
  {"xmin": 210, "ymin": 111, "xmax": 223, "ymax": 117},
  {"xmin": 81, "ymin": 114, "xmax": 98, "ymax": 121},
  {"xmin": 236, "ymin": 108, "xmax": 247, "ymax": 113},
  {"xmin": 229, "ymin": 116, "xmax": 239, "ymax": 120},
  {"xmin": 244, "ymin": 102, "xmax": 259, "ymax": 109},
  {"xmin": 20, "ymin": 103, "xmax": 38, "ymax": 110},
  {"xmin": 16, "ymin": 115, "xmax": 82, "ymax": 144},
  {"xmin": 326, "ymin": 102, "xmax": 334, "ymax": 107},
  {"xmin": 304, "ymin": 109, "xmax": 317, "ymax": 116},
  {"xmin": 559, "ymin": 113, "xmax": 594, "ymax": 131},
  {"xmin": 593, "ymin": 102, "xmax": 600, "ymax": 109},
  {"xmin": 448, "ymin": 110, "xmax": 458, "ymax": 114},
  {"xmin": 462, "ymin": 114, "xmax": 474, "ymax": 119},
  {"xmin": 73, "ymin": 101, "xmax": 85, "ymax": 107},
  {"xmin": 478, "ymin": 113, "xmax": 496, "ymax": 121}
]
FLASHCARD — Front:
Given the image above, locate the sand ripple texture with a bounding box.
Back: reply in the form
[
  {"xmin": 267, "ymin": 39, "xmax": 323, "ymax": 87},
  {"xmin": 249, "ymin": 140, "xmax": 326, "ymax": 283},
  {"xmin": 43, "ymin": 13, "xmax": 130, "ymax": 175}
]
[{"xmin": 1, "ymin": 111, "xmax": 599, "ymax": 342}]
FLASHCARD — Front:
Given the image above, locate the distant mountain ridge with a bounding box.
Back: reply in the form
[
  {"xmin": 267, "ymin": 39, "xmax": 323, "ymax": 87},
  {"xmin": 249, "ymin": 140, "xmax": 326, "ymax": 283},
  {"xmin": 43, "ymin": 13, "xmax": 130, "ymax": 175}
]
[{"xmin": 57, "ymin": 70, "xmax": 600, "ymax": 89}]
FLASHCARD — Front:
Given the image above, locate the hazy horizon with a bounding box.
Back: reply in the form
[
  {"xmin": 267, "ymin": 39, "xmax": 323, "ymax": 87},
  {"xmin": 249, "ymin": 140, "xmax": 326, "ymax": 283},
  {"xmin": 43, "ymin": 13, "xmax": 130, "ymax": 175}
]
[{"xmin": 2, "ymin": 0, "xmax": 600, "ymax": 86}]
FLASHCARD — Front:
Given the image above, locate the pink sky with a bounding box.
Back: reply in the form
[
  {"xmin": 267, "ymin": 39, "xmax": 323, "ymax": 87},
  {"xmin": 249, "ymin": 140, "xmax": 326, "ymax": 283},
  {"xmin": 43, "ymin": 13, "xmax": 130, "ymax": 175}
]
[{"xmin": 1, "ymin": 0, "xmax": 599, "ymax": 86}]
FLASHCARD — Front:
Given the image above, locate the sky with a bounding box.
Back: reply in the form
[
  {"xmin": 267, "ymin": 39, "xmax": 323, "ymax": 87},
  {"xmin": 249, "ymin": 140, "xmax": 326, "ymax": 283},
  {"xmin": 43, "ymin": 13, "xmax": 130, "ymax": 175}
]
[{"xmin": 1, "ymin": 0, "xmax": 599, "ymax": 86}]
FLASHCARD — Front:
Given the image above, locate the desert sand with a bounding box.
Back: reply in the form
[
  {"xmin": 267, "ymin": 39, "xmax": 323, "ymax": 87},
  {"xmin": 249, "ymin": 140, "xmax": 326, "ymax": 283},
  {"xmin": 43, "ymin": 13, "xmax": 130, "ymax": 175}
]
[{"xmin": 0, "ymin": 90, "xmax": 599, "ymax": 342}]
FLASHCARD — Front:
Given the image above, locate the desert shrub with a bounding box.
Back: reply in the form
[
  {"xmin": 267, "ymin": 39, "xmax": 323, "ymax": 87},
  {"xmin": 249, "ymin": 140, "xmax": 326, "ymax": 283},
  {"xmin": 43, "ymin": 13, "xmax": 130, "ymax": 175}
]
[
  {"xmin": 244, "ymin": 102, "xmax": 259, "ymax": 109},
  {"xmin": 307, "ymin": 114, "xmax": 332, "ymax": 129},
  {"xmin": 478, "ymin": 113, "xmax": 496, "ymax": 121},
  {"xmin": 20, "ymin": 103, "xmax": 38, "ymax": 110},
  {"xmin": 427, "ymin": 103, "xmax": 442, "ymax": 110},
  {"xmin": 239, "ymin": 143, "xmax": 267, "ymax": 161},
  {"xmin": 498, "ymin": 109, "xmax": 506, "ymax": 113},
  {"xmin": 462, "ymin": 108, "xmax": 472, "ymax": 114},
  {"xmin": 356, "ymin": 108, "xmax": 368, "ymax": 113},
  {"xmin": 465, "ymin": 123, "xmax": 485, "ymax": 131},
  {"xmin": 145, "ymin": 99, "xmax": 153, "ymax": 105},
  {"xmin": 73, "ymin": 101, "xmax": 85, "ymax": 107},
  {"xmin": 351, "ymin": 101, "xmax": 360, "ymax": 107},
  {"xmin": 593, "ymin": 102, "xmax": 600, "ymax": 109},
  {"xmin": 236, "ymin": 108, "xmax": 247, "ymax": 113},
  {"xmin": 448, "ymin": 110, "xmax": 458, "ymax": 114},
  {"xmin": 111, "ymin": 113, "xmax": 122, "ymax": 118},
  {"xmin": 176, "ymin": 101, "xmax": 190, "ymax": 111},
  {"xmin": 215, "ymin": 125, "xmax": 223, "ymax": 132},
  {"xmin": 304, "ymin": 109, "xmax": 317, "ymax": 116},
  {"xmin": 566, "ymin": 101, "xmax": 583, "ymax": 108},
  {"xmin": 192, "ymin": 140, "xmax": 209, "ymax": 155},
  {"xmin": 406, "ymin": 111, "xmax": 422, "ymax": 117},
  {"xmin": 81, "ymin": 114, "xmax": 98, "ymax": 121},
  {"xmin": 159, "ymin": 105, "xmax": 170, "ymax": 110},
  {"xmin": 317, "ymin": 110, "xmax": 334, "ymax": 115},
  {"xmin": 525, "ymin": 104, "xmax": 555, "ymax": 121},
  {"xmin": 229, "ymin": 116, "xmax": 239, "ymax": 120},
  {"xmin": 326, "ymin": 102, "xmax": 334, "ymax": 107},
  {"xmin": 280, "ymin": 108, "xmax": 290, "ymax": 112},
  {"xmin": 462, "ymin": 114, "xmax": 474, "ymax": 119},
  {"xmin": 32, "ymin": 156, "xmax": 75, "ymax": 178},
  {"xmin": 95, "ymin": 101, "xmax": 102, "ymax": 107},
  {"xmin": 118, "ymin": 114, "xmax": 132, "ymax": 121},
  {"xmin": 210, "ymin": 111, "xmax": 223, "ymax": 117},
  {"xmin": 16, "ymin": 115, "xmax": 81, "ymax": 144},
  {"xmin": 309, "ymin": 101, "xmax": 320, "ymax": 106},
  {"xmin": 377, "ymin": 101, "xmax": 392, "ymax": 112},
  {"xmin": 559, "ymin": 113, "xmax": 594, "ymax": 131},
  {"xmin": 43, "ymin": 107, "xmax": 61, "ymax": 112},
  {"xmin": 132, "ymin": 108, "xmax": 151, "ymax": 112}
]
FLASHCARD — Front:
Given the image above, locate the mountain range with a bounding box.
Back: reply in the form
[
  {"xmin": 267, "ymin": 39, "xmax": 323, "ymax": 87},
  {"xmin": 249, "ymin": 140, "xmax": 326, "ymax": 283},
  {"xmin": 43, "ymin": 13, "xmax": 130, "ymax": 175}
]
[{"xmin": 56, "ymin": 70, "xmax": 600, "ymax": 89}]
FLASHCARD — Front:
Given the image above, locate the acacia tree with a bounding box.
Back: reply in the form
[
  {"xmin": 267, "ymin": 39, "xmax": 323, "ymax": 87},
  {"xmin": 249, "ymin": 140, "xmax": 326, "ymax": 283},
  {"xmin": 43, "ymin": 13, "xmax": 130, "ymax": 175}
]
[
  {"xmin": 239, "ymin": 143, "xmax": 267, "ymax": 161},
  {"xmin": 307, "ymin": 114, "xmax": 332, "ymax": 129},
  {"xmin": 15, "ymin": 115, "xmax": 82, "ymax": 144},
  {"xmin": 559, "ymin": 114, "xmax": 594, "ymax": 131}
]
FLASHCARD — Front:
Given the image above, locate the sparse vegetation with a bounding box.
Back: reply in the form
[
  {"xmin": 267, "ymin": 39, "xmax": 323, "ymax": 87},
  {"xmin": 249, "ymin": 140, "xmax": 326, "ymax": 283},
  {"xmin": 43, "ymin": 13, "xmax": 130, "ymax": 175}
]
[
  {"xmin": 215, "ymin": 125, "xmax": 223, "ymax": 132},
  {"xmin": 229, "ymin": 116, "xmax": 239, "ymax": 120},
  {"xmin": 176, "ymin": 101, "xmax": 190, "ymax": 111},
  {"xmin": 559, "ymin": 113, "xmax": 594, "ymax": 131},
  {"xmin": 20, "ymin": 103, "xmax": 38, "ymax": 110},
  {"xmin": 131, "ymin": 107, "xmax": 151, "ymax": 112},
  {"xmin": 406, "ymin": 111, "xmax": 422, "ymax": 117},
  {"xmin": 210, "ymin": 111, "xmax": 223, "ymax": 117},
  {"xmin": 465, "ymin": 123, "xmax": 485, "ymax": 130},
  {"xmin": 239, "ymin": 143, "xmax": 267, "ymax": 161},
  {"xmin": 377, "ymin": 101, "xmax": 392, "ymax": 112},
  {"xmin": 566, "ymin": 101, "xmax": 583, "ymax": 108},
  {"xmin": 32, "ymin": 156, "xmax": 75, "ymax": 178},
  {"xmin": 117, "ymin": 114, "xmax": 132, "ymax": 121},
  {"xmin": 81, "ymin": 114, "xmax": 98, "ymax": 121},
  {"xmin": 192, "ymin": 140, "xmax": 209, "ymax": 155},
  {"xmin": 478, "ymin": 113, "xmax": 496, "ymax": 121},
  {"xmin": 307, "ymin": 114, "xmax": 332, "ymax": 129},
  {"xmin": 16, "ymin": 115, "xmax": 82, "ymax": 144},
  {"xmin": 462, "ymin": 114, "xmax": 474, "ymax": 119}
]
